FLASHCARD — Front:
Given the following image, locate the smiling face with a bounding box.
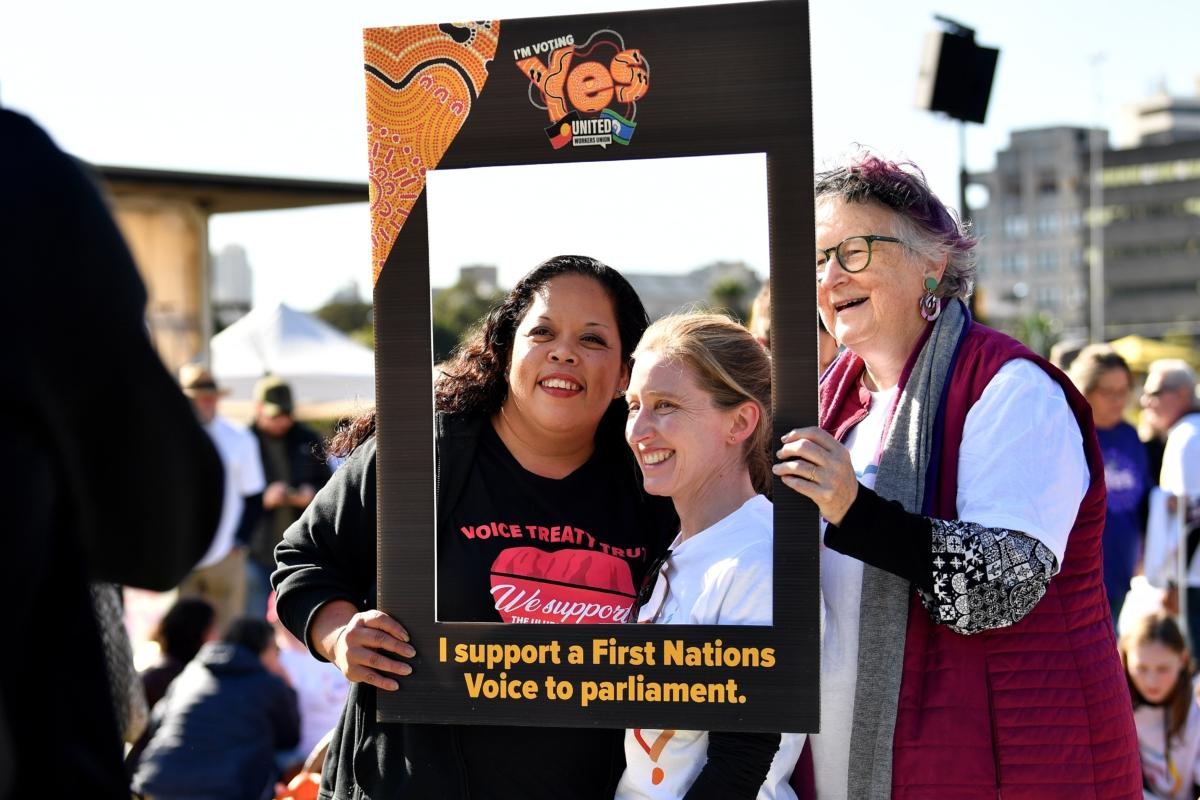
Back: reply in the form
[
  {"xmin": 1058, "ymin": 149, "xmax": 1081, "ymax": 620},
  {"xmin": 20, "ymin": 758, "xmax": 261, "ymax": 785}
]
[
  {"xmin": 625, "ymin": 350, "xmax": 749, "ymax": 504},
  {"xmin": 816, "ymin": 199, "xmax": 940, "ymax": 374},
  {"xmin": 501, "ymin": 273, "xmax": 627, "ymax": 441},
  {"xmin": 1127, "ymin": 640, "xmax": 1187, "ymax": 704}
]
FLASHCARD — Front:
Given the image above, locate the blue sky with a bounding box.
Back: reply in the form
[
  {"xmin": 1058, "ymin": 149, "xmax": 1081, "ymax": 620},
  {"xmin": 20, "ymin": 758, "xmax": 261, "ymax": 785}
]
[{"xmin": 2, "ymin": 0, "xmax": 1196, "ymax": 308}]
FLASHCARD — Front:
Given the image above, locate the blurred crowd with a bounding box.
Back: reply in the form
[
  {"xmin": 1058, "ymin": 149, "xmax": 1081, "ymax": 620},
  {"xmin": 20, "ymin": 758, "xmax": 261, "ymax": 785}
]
[
  {"xmin": 1060, "ymin": 347, "xmax": 1200, "ymax": 800},
  {"xmin": 122, "ymin": 368, "xmax": 348, "ymax": 799}
]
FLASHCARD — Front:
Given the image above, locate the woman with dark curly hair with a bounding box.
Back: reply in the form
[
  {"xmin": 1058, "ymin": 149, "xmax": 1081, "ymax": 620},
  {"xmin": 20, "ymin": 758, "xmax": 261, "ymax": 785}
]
[{"xmin": 273, "ymin": 255, "xmax": 677, "ymax": 799}]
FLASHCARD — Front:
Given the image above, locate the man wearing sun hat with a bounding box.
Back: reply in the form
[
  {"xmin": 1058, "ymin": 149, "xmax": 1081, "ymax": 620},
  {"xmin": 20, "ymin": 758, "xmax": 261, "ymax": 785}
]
[
  {"xmin": 246, "ymin": 375, "xmax": 330, "ymax": 618},
  {"xmin": 177, "ymin": 364, "xmax": 266, "ymax": 633}
]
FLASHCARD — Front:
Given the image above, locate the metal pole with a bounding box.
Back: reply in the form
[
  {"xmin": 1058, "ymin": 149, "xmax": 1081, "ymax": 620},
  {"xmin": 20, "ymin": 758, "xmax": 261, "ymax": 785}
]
[
  {"xmin": 1088, "ymin": 130, "xmax": 1105, "ymax": 343},
  {"xmin": 959, "ymin": 121, "xmax": 979, "ymax": 318},
  {"xmin": 959, "ymin": 121, "xmax": 970, "ymax": 226},
  {"xmin": 1177, "ymin": 497, "xmax": 1189, "ymax": 643},
  {"xmin": 1088, "ymin": 54, "xmax": 1106, "ymax": 343}
]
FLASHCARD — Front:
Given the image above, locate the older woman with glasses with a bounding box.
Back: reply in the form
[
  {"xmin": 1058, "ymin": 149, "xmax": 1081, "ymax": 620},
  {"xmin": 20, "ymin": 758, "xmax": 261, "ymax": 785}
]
[
  {"xmin": 773, "ymin": 154, "xmax": 1139, "ymax": 798},
  {"xmin": 617, "ymin": 313, "xmax": 804, "ymax": 799}
]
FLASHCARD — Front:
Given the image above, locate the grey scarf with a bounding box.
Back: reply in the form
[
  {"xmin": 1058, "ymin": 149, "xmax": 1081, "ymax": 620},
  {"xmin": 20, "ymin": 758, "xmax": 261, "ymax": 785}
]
[{"xmin": 845, "ymin": 299, "xmax": 968, "ymax": 799}]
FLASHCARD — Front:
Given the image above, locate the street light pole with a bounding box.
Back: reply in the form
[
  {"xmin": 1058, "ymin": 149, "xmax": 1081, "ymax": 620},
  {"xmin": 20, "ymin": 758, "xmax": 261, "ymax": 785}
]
[{"xmin": 1088, "ymin": 53, "xmax": 1106, "ymax": 344}]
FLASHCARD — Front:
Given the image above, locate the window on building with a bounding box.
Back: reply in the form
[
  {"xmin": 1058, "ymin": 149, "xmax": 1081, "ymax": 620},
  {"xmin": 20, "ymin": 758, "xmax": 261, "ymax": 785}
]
[
  {"xmin": 1004, "ymin": 215, "xmax": 1029, "ymax": 239},
  {"xmin": 1035, "ymin": 285, "xmax": 1061, "ymax": 309},
  {"xmin": 1036, "ymin": 251, "xmax": 1060, "ymax": 272},
  {"xmin": 1034, "ymin": 212, "xmax": 1060, "ymax": 236},
  {"xmin": 1001, "ymin": 253, "xmax": 1029, "ymax": 275}
]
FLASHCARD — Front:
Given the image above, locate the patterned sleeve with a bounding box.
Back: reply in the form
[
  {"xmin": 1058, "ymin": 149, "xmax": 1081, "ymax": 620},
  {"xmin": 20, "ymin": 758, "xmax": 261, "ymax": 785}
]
[
  {"xmin": 916, "ymin": 519, "xmax": 1059, "ymax": 635},
  {"xmin": 824, "ymin": 485, "xmax": 1060, "ymax": 635}
]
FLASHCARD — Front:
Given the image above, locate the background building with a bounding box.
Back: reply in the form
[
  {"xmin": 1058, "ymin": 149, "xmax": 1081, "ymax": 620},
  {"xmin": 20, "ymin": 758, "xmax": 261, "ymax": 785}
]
[
  {"xmin": 969, "ymin": 126, "xmax": 1098, "ymax": 341},
  {"xmin": 971, "ymin": 80, "xmax": 1200, "ymax": 344},
  {"xmin": 212, "ymin": 244, "xmax": 253, "ymax": 329},
  {"xmin": 96, "ymin": 165, "xmax": 366, "ymax": 373},
  {"xmin": 624, "ymin": 260, "xmax": 763, "ymax": 321}
]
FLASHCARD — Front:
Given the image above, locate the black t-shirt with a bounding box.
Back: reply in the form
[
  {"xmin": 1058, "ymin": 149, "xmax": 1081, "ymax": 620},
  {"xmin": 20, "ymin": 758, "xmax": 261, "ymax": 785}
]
[
  {"xmin": 439, "ymin": 423, "xmax": 653, "ymax": 623},
  {"xmin": 437, "ymin": 424, "xmax": 657, "ymax": 799}
]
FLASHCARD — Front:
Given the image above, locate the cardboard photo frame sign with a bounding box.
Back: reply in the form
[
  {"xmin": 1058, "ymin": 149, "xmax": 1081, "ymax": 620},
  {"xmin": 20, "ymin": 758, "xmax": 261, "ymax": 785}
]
[{"xmin": 369, "ymin": 0, "xmax": 818, "ymax": 731}]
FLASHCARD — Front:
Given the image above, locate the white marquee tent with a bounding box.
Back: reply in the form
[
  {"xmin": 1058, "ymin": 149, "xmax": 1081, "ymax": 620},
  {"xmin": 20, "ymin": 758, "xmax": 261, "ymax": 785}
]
[{"xmin": 210, "ymin": 302, "xmax": 375, "ymax": 416}]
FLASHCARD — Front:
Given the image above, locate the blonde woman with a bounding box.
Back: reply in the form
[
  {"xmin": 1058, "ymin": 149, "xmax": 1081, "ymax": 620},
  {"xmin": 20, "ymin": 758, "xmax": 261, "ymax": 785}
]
[{"xmin": 617, "ymin": 313, "xmax": 804, "ymax": 799}]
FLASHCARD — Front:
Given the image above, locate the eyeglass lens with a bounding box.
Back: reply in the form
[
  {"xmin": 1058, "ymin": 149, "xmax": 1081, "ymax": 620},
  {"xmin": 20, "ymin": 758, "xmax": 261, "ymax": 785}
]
[{"xmin": 817, "ymin": 236, "xmax": 873, "ymax": 275}]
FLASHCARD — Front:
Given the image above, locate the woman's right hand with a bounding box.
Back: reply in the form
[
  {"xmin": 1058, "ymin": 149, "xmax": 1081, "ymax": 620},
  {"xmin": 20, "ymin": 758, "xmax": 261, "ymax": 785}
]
[{"xmin": 313, "ymin": 602, "xmax": 415, "ymax": 691}]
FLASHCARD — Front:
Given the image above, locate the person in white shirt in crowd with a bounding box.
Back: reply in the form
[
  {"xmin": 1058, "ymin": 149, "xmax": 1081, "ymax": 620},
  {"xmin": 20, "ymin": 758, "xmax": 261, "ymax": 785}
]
[
  {"xmin": 617, "ymin": 312, "xmax": 803, "ymax": 800},
  {"xmin": 266, "ymin": 592, "xmax": 349, "ymax": 775},
  {"xmin": 1120, "ymin": 611, "xmax": 1200, "ymax": 800},
  {"xmin": 1141, "ymin": 360, "xmax": 1200, "ymax": 646},
  {"xmin": 177, "ymin": 364, "xmax": 266, "ymax": 634}
]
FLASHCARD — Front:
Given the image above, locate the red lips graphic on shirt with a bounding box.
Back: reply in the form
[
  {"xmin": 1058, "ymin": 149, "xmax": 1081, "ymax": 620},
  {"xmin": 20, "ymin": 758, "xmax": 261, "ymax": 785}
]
[{"xmin": 489, "ymin": 547, "xmax": 636, "ymax": 624}]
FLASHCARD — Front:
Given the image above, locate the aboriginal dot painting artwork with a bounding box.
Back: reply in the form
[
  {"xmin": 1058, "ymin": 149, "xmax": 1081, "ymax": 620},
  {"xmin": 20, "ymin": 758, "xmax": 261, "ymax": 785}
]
[{"xmin": 365, "ymin": 22, "xmax": 499, "ymax": 283}]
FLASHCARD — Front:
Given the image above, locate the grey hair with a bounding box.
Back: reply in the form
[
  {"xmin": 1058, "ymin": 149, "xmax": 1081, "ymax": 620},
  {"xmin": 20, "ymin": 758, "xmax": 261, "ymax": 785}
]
[
  {"xmin": 1148, "ymin": 359, "xmax": 1198, "ymax": 396},
  {"xmin": 814, "ymin": 153, "xmax": 978, "ymax": 301},
  {"xmin": 888, "ymin": 211, "xmax": 977, "ymax": 301}
]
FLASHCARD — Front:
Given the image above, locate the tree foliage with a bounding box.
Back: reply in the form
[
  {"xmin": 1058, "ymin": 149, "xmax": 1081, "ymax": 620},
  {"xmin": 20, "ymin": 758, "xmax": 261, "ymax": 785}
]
[
  {"xmin": 315, "ymin": 298, "xmax": 372, "ymax": 334},
  {"xmin": 708, "ymin": 278, "xmax": 751, "ymax": 323},
  {"xmin": 432, "ymin": 277, "xmax": 506, "ymax": 363},
  {"xmin": 1010, "ymin": 312, "xmax": 1061, "ymax": 358}
]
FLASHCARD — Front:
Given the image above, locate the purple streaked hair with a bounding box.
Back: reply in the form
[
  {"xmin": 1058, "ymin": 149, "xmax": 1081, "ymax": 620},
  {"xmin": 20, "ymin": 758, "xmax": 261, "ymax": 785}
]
[{"xmin": 815, "ymin": 154, "xmax": 977, "ymax": 300}]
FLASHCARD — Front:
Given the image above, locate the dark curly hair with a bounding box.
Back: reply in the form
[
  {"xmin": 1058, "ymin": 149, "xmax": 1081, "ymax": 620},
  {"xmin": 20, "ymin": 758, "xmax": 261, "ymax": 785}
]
[{"xmin": 327, "ymin": 255, "xmax": 649, "ymax": 458}]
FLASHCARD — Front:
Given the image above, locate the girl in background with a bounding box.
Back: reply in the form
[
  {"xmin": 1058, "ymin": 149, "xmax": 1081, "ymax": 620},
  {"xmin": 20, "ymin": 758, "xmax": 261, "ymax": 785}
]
[{"xmin": 1121, "ymin": 612, "xmax": 1200, "ymax": 799}]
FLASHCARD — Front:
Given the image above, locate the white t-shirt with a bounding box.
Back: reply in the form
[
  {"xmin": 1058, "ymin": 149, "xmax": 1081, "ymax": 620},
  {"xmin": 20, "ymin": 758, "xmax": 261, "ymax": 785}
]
[
  {"xmin": 196, "ymin": 415, "xmax": 266, "ymax": 568},
  {"xmin": 1128, "ymin": 409, "xmax": 1200, "ymax": 586},
  {"xmin": 1135, "ymin": 695, "xmax": 1200, "ymax": 800},
  {"xmin": 279, "ymin": 647, "xmax": 351, "ymax": 757},
  {"xmin": 811, "ymin": 359, "xmax": 1090, "ymax": 799},
  {"xmin": 617, "ymin": 495, "xmax": 804, "ymax": 800},
  {"xmin": 1162, "ymin": 411, "xmax": 1200, "ymax": 503}
]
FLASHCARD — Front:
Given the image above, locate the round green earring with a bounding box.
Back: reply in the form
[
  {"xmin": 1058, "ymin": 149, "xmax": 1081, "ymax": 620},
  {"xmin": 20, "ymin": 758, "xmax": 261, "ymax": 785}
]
[{"xmin": 923, "ymin": 276, "xmax": 939, "ymax": 292}]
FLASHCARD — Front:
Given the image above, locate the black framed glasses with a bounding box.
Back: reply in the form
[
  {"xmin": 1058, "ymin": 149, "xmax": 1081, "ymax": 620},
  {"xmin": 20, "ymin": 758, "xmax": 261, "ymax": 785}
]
[{"xmin": 816, "ymin": 234, "xmax": 903, "ymax": 277}]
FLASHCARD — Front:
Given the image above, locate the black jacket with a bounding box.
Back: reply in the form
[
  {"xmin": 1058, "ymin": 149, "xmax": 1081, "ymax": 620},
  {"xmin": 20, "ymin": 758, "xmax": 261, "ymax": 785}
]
[
  {"xmin": 249, "ymin": 420, "xmax": 331, "ymax": 566},
  {"xmin": 132, "ymin": 642, "xmax": 300, "ymax": 800},
  {"xmin": 273, "ymin": 413, "xmax": 677, "ymax": 799}
]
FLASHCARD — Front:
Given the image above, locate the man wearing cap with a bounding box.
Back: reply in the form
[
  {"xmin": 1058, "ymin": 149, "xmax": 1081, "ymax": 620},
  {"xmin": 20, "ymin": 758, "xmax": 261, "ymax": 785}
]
[
  {"xmin": 177, "ymin": 365, "xmax": 266, "ymax": 633},
  {"xmin": 1142, "ymin": 359, "xmax": 1200, "ymax": 642},
  {"xmin": 247, "ymin": 376, "xmax": 331, "ymax": 618}
]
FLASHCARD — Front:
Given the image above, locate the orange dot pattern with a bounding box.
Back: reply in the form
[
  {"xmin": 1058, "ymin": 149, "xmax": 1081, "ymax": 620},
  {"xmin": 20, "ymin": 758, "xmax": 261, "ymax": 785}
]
[{"xmin": 364, "ymin": 22, "xmax": 499, "ymax": 283}]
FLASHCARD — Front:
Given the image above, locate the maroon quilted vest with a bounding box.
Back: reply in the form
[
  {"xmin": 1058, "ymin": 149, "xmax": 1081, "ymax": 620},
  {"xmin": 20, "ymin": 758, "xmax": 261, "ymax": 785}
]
[{"xmin": 821, "ymin": 321, "xmax": 1140, "ymax": 799}]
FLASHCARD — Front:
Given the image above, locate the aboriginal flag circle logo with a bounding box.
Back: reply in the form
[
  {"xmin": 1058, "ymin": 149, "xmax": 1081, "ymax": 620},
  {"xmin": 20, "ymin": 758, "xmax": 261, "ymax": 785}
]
[{"xmin": 514, "ymin": 29, "xmax": 649, "ymax": 150}]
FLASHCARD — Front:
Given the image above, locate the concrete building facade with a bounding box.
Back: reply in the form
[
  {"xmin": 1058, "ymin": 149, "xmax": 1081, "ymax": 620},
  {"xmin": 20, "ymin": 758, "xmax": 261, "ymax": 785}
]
[
  {"xmin": 971, "ymin": 116, "xmax": 1200, "ymax": 342},
  {"xmin": 969, "ymin": 126, "xmax": 1099, "ymax": 341}
]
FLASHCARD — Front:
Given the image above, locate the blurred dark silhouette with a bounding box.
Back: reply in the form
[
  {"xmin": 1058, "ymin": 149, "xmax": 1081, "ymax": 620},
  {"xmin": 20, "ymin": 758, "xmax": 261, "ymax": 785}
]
[
  {"xmin": 0, "ymin": 109, "xmax": 223, "ymax": 798},
  {"xmin": 132, "ymin": 617, "xmax": 300, "ymax": 800}
]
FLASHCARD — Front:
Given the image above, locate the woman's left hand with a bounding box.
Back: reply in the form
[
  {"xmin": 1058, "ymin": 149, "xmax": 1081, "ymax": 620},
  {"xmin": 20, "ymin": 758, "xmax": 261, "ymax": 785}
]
[{"xmin": 773, "ymin": 427, "xmax": 858, "ymax": 526}]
